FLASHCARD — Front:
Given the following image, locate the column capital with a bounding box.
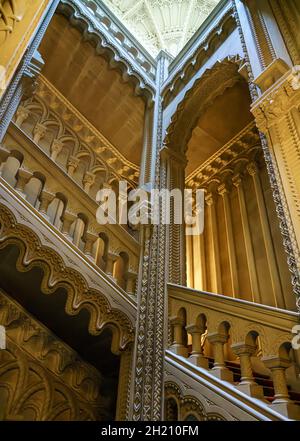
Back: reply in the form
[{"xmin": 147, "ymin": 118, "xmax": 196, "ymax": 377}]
[
  {"xmin": 126, "ymin": 269, "xmax": 138, "ymax": 280},
  {"xmin": 247, "ymin": 161, "xmax": 258, "ymax": 177},
  {"xmin": 231, "ymin": 342, "xmax": 257, "ymax": 357},
  {"xmin": 185, "ymin": 324, "xmax": 205, "ymax": 335},
  {"xmin": 0, "ymin": 145, "xmax": 10, "ymax": 163},
  {"xmin": 83, "ymin": 172, "xmax": 96, "ymax": 192},
  {"xmin": 51, "ymin": 139, "xmax": 64, "ymax": 160},
  {"xmin": 67, "ymin": 155, "xmax": 80, "ymax": 172},
  {"xmin": 33, "ymin": 123, "xmax": 47, "ymax": 142},
  {"xmin": 15, "ymin": 106, "xmax": 30, "ymax": 126},
  {"xmin": 51, "ymin": 139, "xmax": 64, "ymax": 152},
  {"xmin": 169, "ymin": 317, "xmax": 185, "ymax": 327},
  {"xmin": 252, "ymin": 67, "xmax": 300, "ymax": 132},
  {"xmin": 160, "ymin": 145, "xmax": 187, "ymax": 168},
  {"xmin": 107, "ymin": 251, "xmax": 120, "ymax": 262},
  {"xmin": 205, "ymin": 192, "xmax": 216, "ymax": 206},
  {"xmin": 84, "ymin": 230, "xmax": 98, "ymax": 243},
  {"xmin": 39, "ymin": 188, "xmax": 55, "ymax": 203},
  {"xmin": 232, "ymin": 174, "xmax": 242, "ymax": 188},
  {"xmin": 217, "ymin": 182, "xmax": 230, "ymax": 197},
  {"xmin": 207, "ymin": 332, "xmax": 229, "ymax": 345},
  {"xmin": 262, "ymin": 356, "xmax": 291, "ymax": 370}
]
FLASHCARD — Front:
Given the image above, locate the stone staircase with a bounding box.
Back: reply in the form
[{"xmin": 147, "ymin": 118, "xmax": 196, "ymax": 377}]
[{"xmin": 168, "ymin": 284, "xmax": 300, "ymax": 420}]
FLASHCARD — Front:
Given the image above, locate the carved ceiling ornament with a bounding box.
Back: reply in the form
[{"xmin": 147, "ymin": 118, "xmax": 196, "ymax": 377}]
[
  {"xmin": 0, "ymin": 202, "xmax": 135, "ymax": 351},
  {"xmin": 162, "ymin": 7, "xmax": 237, "ymax": 107},
  {"xmin": 103, "ymin": 0, "xmax": 221, "ymax": 57}
]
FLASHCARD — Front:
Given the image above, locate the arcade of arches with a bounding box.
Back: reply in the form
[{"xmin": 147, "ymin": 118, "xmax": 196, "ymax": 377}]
[{"xmin": 0, "ymin": 0, "xmax": 300, "ymax": 422}]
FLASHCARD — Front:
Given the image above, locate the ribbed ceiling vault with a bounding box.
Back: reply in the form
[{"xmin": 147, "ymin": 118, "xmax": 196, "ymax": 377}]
[{"xmin": 102, "ymin": 0, "xmax": 221, "ymax": 57}]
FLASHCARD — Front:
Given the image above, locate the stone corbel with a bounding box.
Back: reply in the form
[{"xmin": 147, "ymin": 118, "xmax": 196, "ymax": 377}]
[
  {"xmin": 253, "ymin": 58, "xmax": 290, "ymax": 94},
  {"xmin": 252, "ymin": 66, "xmax": 300, "ymax": 132}
]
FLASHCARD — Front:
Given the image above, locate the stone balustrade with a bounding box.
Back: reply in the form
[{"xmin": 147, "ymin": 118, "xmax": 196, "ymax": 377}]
[
  {"xmin": 168, "ymin": 284, "xmax": 300, "ymax": 419},
  {"xmin": 14, "ymin": 75, "xmax": 140, "ymax": 188},
  {"xmin": 0, "ymin": 130, "xmax": 139, "ymax": 299}
]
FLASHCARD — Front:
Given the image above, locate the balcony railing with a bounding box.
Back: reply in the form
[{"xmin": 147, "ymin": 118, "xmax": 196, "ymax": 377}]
[{"xmin": 168, "ymin": 283, "xmax": 300, "ymax": 420}]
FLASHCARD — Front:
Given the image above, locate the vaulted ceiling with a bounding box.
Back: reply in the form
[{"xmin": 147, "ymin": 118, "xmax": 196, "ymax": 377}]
[
  {"xmin": 103, "ymin": 0, "xmax": 221, "ymax": 57},
  {"xmin": 186, "ymin": 81, "xmax": 253, "ymax": 177}
]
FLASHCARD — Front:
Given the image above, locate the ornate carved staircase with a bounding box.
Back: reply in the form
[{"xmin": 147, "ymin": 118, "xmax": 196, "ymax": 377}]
[
  {"xmin": 0, "ymin": 73, "xmax": 299, "ymax": 420},
  {"xmin": 167, "ymin": 284, "xmax": 300, "ymax": 421}
]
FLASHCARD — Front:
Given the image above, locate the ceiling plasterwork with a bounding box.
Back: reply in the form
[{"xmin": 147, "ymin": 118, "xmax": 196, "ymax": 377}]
[{"xmin": 102, "ymin": 0, "xmax": 221, "ymax": 57}]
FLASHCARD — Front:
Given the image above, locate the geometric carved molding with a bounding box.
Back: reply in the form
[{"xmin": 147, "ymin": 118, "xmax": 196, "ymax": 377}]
[
  {"xmin": 0, "ymin": 290, "xmax": 108, "ymax": 421},
  {"xmin": 0, "ymin": 202, "xmax": 135, "ymax": 351},
  {"xmin": 165, "ymin": 381, "xmax": 226, "ymax": 421}
]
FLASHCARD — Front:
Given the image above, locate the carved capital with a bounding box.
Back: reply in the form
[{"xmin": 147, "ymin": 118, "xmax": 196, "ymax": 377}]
[
  {"xmin": 252, "ymin": 67, "xmax": 300, "ymax": 132},
  {"xmin": 51, "ymin": 139, "xmax": 64, "ymax": 160},
  {"xmin": 247, "ymin": 161, "xmax": 258, "ymax": 177},
  {"xmin": 232, "ymin": 174, "xmax": 242, "ymax": 188},
  {"xmin": 33, "ymin": 123, "xmax": 47, "ymax": 143}
]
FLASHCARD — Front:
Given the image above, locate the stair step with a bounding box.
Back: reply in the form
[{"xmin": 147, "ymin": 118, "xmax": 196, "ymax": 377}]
[{"xmin": 187, "ymin": 355, "xmax": 300, "ymax": 404}]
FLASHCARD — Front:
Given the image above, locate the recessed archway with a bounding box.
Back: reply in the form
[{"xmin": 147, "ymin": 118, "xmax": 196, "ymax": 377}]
[{"xmin": 163, "ymin": 58, "xmax": 294, "ymax": 310}]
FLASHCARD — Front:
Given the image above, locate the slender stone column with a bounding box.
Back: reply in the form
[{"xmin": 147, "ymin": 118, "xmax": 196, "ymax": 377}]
[
  {"xmin": 247, "ymin": 161, "xmax": 285, "ymax": 308},
  {"xmin": 218, "ymin": 182, "xmax": 239, "ymax": 297},
  {"xmin": 232, "ymin": 342, "xmax": 264, "ymax": 398},
  {"xmin": 269, "ymin": 0, "xmax": 300, "ymax": 65},
  {"xmin": 240, "ymin": 0, "xmax": 291, "ymax": 93},
  {"xmin": 83, "ymin": 231, "xmax": 98, "ymax": 259},
  {"xmin": 106, "ymin": 252, "xmax": 119, "ymax": 282},
  {"xmin": 61, "ymin": 211, "xmax": 77, "ymax": 239},
  {"xmin": 131, "ymin": 51, "xmax": 173, "ymax": 421},
  {"xmin": 232, "ymin": 174, "xmax": 261, "ymax": 303},
  {"xmin": 169, "ymin": 318, "xmax": 188, "ymax": 357},
  {"xmin": 139, "ymin": 104, "xmax": 153, "ymax": 186},
  {"xmin": 161, "ymin": 146, "xmax": 187, "ymax": 285},
  {"xmin": 205, "ymin": 192, "xmax": 222, "ymax": 293},
  {"xmin": 186, "ymin": 325, "xmax": 209, "ymax": 369},
  {"xmin": 207, "ymin": 332, "xmax": 233, "ymax": 382},
  {"xmin": 38, "ymin": 189, "xmax": 55, "ymax": 219},
  {"xmin": 125, "ymin": 271, "xmax": 137, "ymax": 297},
  {"xmin": 242, "ymin": 0, "xmax": 276, "ymax": 70},
  {"xmin": 263, "ymin": 356, "xmax": 300, "ymax": 419},
  {"xmin": 15, "ymin": 168, "xmax": 33, "ymax": 196},
  {"xmin": 0, "ymin": 146, "xmax": 10, "ymax": 175}
]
